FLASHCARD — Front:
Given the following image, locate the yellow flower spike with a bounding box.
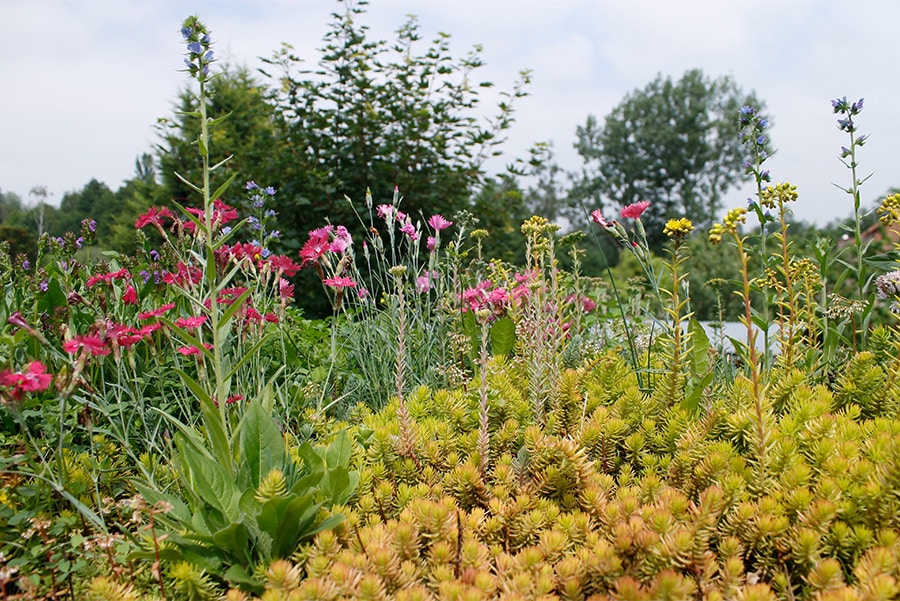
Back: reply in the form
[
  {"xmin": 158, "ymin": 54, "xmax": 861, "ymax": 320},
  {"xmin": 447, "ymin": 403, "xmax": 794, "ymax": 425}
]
[
  {"xmin": 708, "ymin": 223, "xmax": 725, "ymax": 246},
  {"xmin": 723, "ymin": 206, "xmax": 748, "ymax": 231},
  {"xmin": 759, "ymin": 182, "xmax": 799, "ymax": 209},
  {"xmin": 878, "ymin": 193, "xmax": 900, "ymax": 225},
  {"xmin": 663, "ymin": 217, "xmax": 694, "ymax": 244}
]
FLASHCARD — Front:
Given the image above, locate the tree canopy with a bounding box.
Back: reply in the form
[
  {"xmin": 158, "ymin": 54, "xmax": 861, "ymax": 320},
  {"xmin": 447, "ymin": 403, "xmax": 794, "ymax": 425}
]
[{"xmin": 574, "ymin": 69, "xmax": 767, "ymax": 250}]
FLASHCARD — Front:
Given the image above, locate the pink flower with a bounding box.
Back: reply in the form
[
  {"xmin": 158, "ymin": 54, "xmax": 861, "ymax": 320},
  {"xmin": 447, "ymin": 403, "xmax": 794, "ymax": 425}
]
[
  {"xmin": 63, "ymin": 335, "xmax": 110, "ymax": 356},
  {"xmin": 590, "ymin": 209, "xmax": 609, "ymax": 227},
  {"xmin": 399, "ymin": 221, "xmax": 419, "ymax": 242},
  {"xmin": 329, "ymin": 226, "xmax": 353, "ymax": 254},
  {"xmin": 300, "ymin": 226, "xmax": 333, "ymax": 267},
  {"xmin": 135, "ymin": 207, "xmax": 174, "ymax": 230},
  {"xmin": 416, "ymin": 275, "xmax": 433, "ymax": 293},
  {"xmin": 122, "ymin": 285, "xmax": 138, "ymax": 305},
  {"xmin": 323, "ymin": 277, "xmax": 357, "ymax": 289},
  {"xmin": 138, "ymin": 303, "xmax": 176, "ymax": 320},
  {"xmin": 426, "ymin": 236, "xmax": 437, "ymax": 252},
  {"xmin": 175, "ymin": 316, "xmax": 208, "ymax": 329},
  {"xmin": 428, "ymin": 214, "xmax": 453, "ymax": 231},
  {"xmin": 279, "ymin": 278, "xmax": 295, "ymax": 300},
  {"xmin": 0, "ymin": 361, "xmax": 52, "ymax": 399},
  {"xmin": 376, "ymin": 204, "xmax": 395, "ymax": 221},
  {"xmin": 177, "ymin": 343, "xmax": 214, "ymax": 356},
  {"xmin": 620, "ymin": 200, "xmax": 650, "ymax": 220}
]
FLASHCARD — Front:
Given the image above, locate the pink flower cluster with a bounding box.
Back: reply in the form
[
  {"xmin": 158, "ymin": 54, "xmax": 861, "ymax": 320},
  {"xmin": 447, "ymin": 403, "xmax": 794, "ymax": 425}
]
[
  {"xmin": 299, "ymin": 225, "xmax": 353, "ymax": 268},
  {"xmin": 221, "ymin": 242, "xmax": 301, "ymax": 279},
  {"xmin": 184, "ymin": 199, "xmax": 239, "ymax": 234},
  {"xmin": 0, "ymin": 361, "xmax": 52, "ymax": 400},
  {"xmin": 461, "ymin": 280, "xmax": 511, "ymax": 315}
]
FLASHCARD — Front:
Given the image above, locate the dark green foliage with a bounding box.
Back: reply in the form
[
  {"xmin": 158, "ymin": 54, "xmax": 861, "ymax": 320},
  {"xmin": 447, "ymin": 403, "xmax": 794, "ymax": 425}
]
[
  {"xmin": 259, "ymin": 3, "xmax": 528, "ymax": 254},
  {"xmin": 156, "ymin": 65, "xmax": 275, "ymax": 211}
]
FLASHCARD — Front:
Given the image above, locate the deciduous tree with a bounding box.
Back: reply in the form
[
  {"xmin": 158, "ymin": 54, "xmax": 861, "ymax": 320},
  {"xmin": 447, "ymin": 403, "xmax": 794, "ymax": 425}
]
[{"xmin": 574, "ymin": 69, "xmax": 766, "ymax": 251}]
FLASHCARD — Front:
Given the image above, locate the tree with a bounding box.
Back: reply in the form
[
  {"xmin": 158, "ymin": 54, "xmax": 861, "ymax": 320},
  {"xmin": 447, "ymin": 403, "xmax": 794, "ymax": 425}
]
[
  {"xmin": 574, "ymin": 69, "xmax": 766, "ymax": 251},
  {"xmin": 0, "ymin": 189, "xmax": 23, "ymax": 224},
  {"xmin": 108, "ymin": 153, "xmax": 165, "ymax": 252},
  {"xmin": 53, "ymin": 179, "xmax": 117, "ymax": 240},
  {"xmin": 259, "ymin": 0, "xmax": 530, "ymax": 252},
  {"xmin": 156, "ymin": 65, "xmax": 277, "ymax": 212}
]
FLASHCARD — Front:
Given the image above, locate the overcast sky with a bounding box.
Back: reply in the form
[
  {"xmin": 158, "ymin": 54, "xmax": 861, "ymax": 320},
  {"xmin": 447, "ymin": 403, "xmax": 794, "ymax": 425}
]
[{"xmin": 1, "ymin": 0, "xmax": 898, "ymax": 227}]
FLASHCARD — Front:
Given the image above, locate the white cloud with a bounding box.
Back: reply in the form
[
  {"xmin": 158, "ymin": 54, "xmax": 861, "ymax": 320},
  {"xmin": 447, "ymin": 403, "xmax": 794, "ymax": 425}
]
[{"xmin": 0, "ymin": 0, "xmax": 898, "ymax": 226}]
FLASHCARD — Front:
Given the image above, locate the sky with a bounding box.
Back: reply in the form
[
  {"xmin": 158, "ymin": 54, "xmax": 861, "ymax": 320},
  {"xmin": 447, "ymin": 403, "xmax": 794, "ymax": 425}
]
[{"xmin": 1, "ymin": 0, "xmax": 898, "ymax": 227}]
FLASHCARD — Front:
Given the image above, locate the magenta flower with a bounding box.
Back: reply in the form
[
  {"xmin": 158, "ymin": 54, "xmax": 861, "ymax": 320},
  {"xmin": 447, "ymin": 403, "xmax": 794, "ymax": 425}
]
[
  {"xmin": 428, "ymin": 214, "xmax": 453, "ymax": 231},
  {"xmin": 177, "ymin": 343, "xmax": 213, "ymax": 356},
  {"xmin": 122, "ymin": 285, "xmax": 138, "ymax": 305},
  {"xmin": 138, "ymin": 303, "xmax": 176, "ymax": 320},
  {"xmin": 0, "ymin": 361, "xmax": 52, "ymax": 399},
  {"xmin": 620, "ymin": 200, "xmax": 650, "ymax": 220},
  {"xmin": 175, "ymin": 316, "xmax": 208, "ymax": 329},
  {"xmin": 590, "ymin": 209, "xmax": 609, "ymax": 227},
  {"xmin": 279, "ymin": 278, "xmax": 295, "ymax": 300},
  {"xmin": 426, "ymin": 236, "xmax": 437, "ymax": 252},
  {"xmin": 63, "ymin": 334, "xmax": 110, "ymax": 356},
  {"xmin": 323, "ymin": 277, "xmax": 357, "ymax": 289},
  {"xmin": 135, "ymin": 207, "xmax": 174, "ymax": 230},
  {"xmin": 300, "ymin": 225, "xmax": 333, "ymax": 267}
]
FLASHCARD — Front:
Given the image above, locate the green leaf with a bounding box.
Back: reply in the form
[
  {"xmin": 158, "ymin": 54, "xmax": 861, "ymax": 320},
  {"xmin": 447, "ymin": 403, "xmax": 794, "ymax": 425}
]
[
  {"xmin": 297, "ymin": 441, "xmax": 325, "ymax": 477},
  {"xmin": 223, "ymin": 563, "xmax": 263, "ymax": 594},
  {"xmin": 688, "ymin": 318, "xmax": 710, "ymax": 377},
  {"xmin": 864, "ymin": 250, "xmax": 900, "ymax": 271},
  {"xmin": 325, "ymin": 430, "xmax": 352, "ymax": 469},
  {"xmin": 37, "ymin": 277, "xmax": 67, "ymax": 314},
  {"xmin": 212, "ymin": 522, "xmax": 252, "ymax": 566},
  {"xmin": 173, "ymin": 171, "xmax": 203, "ymax": 194},
  {"xmin": 238, "ymin": 399, "xmax": 286, "ymax": 489},
  {"xmin": 225, "ymin": 332, "xmax": 276, "ymax": 382},
  {"xmin": 682, "ymin": 371, "xmax": 714, "ymax": 413},
  {"xmin": 173, "ymin": 368, "xmax": 230, "ymax": 469},
  {"xmin": 208, "ymin": 111, "xmax": 234, "ymax": 128},
  {"xmin": 210, "ymin": 154, "xmax": 234, "ymax": 172},
  {"xmin": 177, "ymin": 433, "xmax": 240, "ymax": 522},
  {"xmin": 218, "ymin": 286, "xmax": 254, "ymax": 330},
  {"xmin": 209, "ymin": 172, "xmax": 238, "ymax": 206},
  {"xmin": 490, "ymin": 317, "xmax": 517, "ymax": 356}
]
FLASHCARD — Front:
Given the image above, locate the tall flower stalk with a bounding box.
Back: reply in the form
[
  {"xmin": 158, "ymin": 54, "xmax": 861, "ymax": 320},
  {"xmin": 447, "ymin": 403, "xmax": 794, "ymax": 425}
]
[
  {"xmin": 170, "ymin": 17, "xmax": 242, "ymax": 471},
  {"xmin": 660, "ymin": 218, "xmax": 695, "ymax": 406},
  {"xmin": 739, "ymin": 105, "xmax": 775, "ymax": 368},
  {"xmin": 760, "ymin": 182, "xmax": 801, "ymax": 368},
  {"xmin": 710, "ymin": 208, "xmax": 770, "ymax": 485},
  {"xmin": 832, "ymin": 97, "xmax": 873, "ymax": 348}
]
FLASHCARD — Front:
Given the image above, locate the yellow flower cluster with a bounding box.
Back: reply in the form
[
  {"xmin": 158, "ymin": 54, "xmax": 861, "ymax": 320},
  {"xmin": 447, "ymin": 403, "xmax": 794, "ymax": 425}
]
[
  {"xmin": 878, "ymin": 193, "xmax": 900, "ymax": 225},
  {"xmin": 759, "ymin": 182, "xmax": 799, "ymax": 209},
  {"xmin": 708, "ymin": 207, "xmax": 747, "ymax": 245},
  {"xmin": 520, "ymin": 215, "xmax": 560, "ymax": 237},
  {"xmin": 663, "ymin": 217, "xmax": 694, "ymax": 242}
]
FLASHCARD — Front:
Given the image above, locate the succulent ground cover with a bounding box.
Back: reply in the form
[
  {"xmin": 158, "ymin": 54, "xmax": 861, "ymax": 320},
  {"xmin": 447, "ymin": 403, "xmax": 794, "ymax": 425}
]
[{"xmin": 3, "ymin": 15, "xmax": 900, "ymax": 601}]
